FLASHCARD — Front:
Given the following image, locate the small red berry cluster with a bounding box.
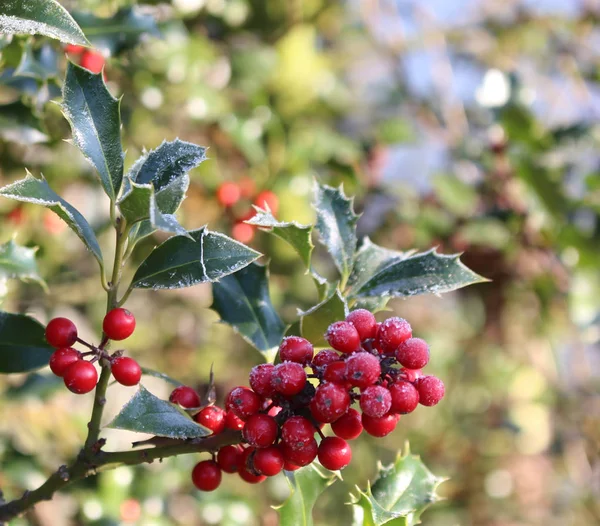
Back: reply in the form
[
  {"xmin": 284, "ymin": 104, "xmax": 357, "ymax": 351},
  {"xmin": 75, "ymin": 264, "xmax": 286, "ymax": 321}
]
[
  {"xmin": 45, "ymin": 308, "xmax": 141, "ymax": 394},
  {"xmin": 64, "ymin": 45, "xmax": 107, "ymax": 75},
  {"xmin": 180, "ymin": 309, "xmax": 445, "ymax": 492}
]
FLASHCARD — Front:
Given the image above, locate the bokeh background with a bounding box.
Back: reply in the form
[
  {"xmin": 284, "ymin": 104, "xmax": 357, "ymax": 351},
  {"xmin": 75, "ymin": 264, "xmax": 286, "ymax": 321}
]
[{"xmin": 1, "ymin": 0, "xmax": 600, "ymax": 525}]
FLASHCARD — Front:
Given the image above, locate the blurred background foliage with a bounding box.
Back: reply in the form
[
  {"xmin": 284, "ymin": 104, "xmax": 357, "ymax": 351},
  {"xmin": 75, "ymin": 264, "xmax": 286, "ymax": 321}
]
[{"xmin": 1, "ymin": 0, "xmax": 600, "ymax": 525}]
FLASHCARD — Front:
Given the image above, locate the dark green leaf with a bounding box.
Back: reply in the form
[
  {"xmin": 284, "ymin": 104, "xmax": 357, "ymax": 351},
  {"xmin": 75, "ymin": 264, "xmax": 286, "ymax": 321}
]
[
  {"xmin": 0, "ymin": 238, "xmax": 46, "ymax": 290},
  {"xmin": 0, "ymin": 172, "xmax": 103, "ymax": 266},
  {"xmin": 350, "ymin": 445, "xmax": 446, "ymax": 526},
  {"xmin": 61, "ymin": 62, "xmax": 124, "ymax": 201},
  {"xmin": 211, "ymin": 262, "xmax": 285, "ymax": 360},
  {"xmin": 132, "ymin": 227, "xmax": 261, "ymax": 289},
  {"xmin": 107, "ymin": 385, "xmax": 210, "ymax": 439},
  {"xmin": 300, "ymin": 290, "xmax": 348, "ymax": 348},
  {"xmin": 0, "ymin": 0, "xmax": 89, "ymax": 46},
  {"xmin": 313, "ymin": 182, "xmax": 359, "ymax": 282},
  {"xmin": 140, "ymin": 367, "xmax": 183, "ymax": 387},
  {"xmin": 0, "ymin": 101, "xmax": 48, "ymax": 144},
  {"xmin": 275, "ymin": 464, "xmax": 338, "ymax": 526},
  {"xmin": 0, "ymin": 311, "xmax": 54, "ymax": 373}
]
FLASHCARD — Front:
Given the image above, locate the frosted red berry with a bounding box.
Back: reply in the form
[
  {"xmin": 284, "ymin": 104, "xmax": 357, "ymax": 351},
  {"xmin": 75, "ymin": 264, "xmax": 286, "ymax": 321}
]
[
  {"xmin": 169, "ymin": 386, "xmax": 201, "ymax": 408},
  {"xmin": 377, "ymin": 317, "xmax": 412, "ymax": 355},
  {"xmin": 416, "ymin": 376, "xmax": 445, "ymax": 406},
  {"xmin": 323, "ymin": 361, "xmax": 347, "ymax": 385},
  {"xmin": 281, "ymin": 416, "xmax": 315, "ymax": 450},
  {"xmin": 226, "ymin": 386, "xmax": 261, "ymax": 420},
  {"xmin": 279, "ymin": 336, "xmax": 313, "ymax": 364},
  {"xmin": 225, "ymin": 411, "xmax": 245, "ymax": 430},
  {"xmin": 318, "ymin": 437, "xmax": 352, "ymax": 471},
  {"xmin": 216, "ymin": 182, "xmax": 241, "ymax": 207},
  {"xmin": 111, "ymin": 357, "xmax": 141, "ymax": 386},
  {"xmin": 311, "ymin": 383, "xmax": 350, "ymax": 423},
  {"xmin": 103, "ymin": 308, "xmax": 136, "ymax": 341},
  {"xmin": 45, "ymin": 317, "xmax": 78, "ymax": 348},
  {"xmin": 191, "ymin": 460, "xmax": 222, "ymax": 491},
  {"xmin": 49, "ymin": 348, "xmax": 80, "ymax": 377},
  {"xmin": 312, "ymin": 349, "xmax": 340, "ymax": 369},
  {"xmin": 63, "ymin": 360, "xmax": 98, "ymax": 394},
  {"xmin": 217, "ymin": 445, "xmax": 242, "ymax": 473},
  {"xmin": 361, "ymin": 413, "xmax": 399, "ymax": 437},
  {"xmin": 345, "ymin": 352, "xmax": 381, "ymax": 389},
  {"xmin": 249, "ymin": 363, "xmax": 275, "ymax": 397},
  {"xmin": 346, "ymin": 309, "xmax": 377, "ymax": 340},
  {"xmin": 271, "ymin": 362, "xmax": 306, "ymax": 397},
  {"xmin": 281, "ymin": 439, "xmax": 318, "ymax": 466},
  {"xmin": 331, "ymin": 408, "xmax": 363, "ymax": 440},
  {"xmin": 326, "ymin": 321, "xmax": 360, "ymax": 353},
  {"xmin": 254, "ymin": 446, "xmax": 284, "ymax": 476},
  {"xmin": 194, "ymin": 406, "xmax": 226, "ymax": 434},
  {"xmin": 360, "ymin": 385, "xmax": 392, "ymax": 418},
  {"xmin": 396, "ymin": 338, "xmax": 430, "ymax": 370},
  {"xmin": 388, "ymin": 381, "xmax": 420, "ymax": 414},
  {"xmin": 242, "ymin": 414, "xmax": 278, "ymax": 448}
]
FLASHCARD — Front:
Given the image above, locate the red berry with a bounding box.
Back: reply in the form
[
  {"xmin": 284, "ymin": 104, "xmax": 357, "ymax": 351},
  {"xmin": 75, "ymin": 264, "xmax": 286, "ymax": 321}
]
[
  {"xmin": 400, "ymin": 368, "xmax": 422, "ymax": 383},
  {"xmin": 45, "ymin": 317, "xmax": 77, "ymax": 348},
  {"xmin": 226, "ymin": 386, "xmax": 261, "ymax": 420},
  {"xmin": 415, "ymin": 376, "xmax": 445, "ymax": 406},
  {"xmin": 216, "ymin": 182, "xmax": 241, "ymax": 207},
  {"xmin": 318, "ymin": 437, "xmax": 352, "ymax": 470},
  {"xmin": 388, "ymin": 381, "xmax": 420, "ymax": 414},
  {"xmin": 310, "ymin": 383, "xmax": 350, "ymax": 423},
  {"xmin": 346, "ymin": 309, "xmax": 377, "ymax": 340},
  {"xmin": 217, "ymin": 445, "xmax": 243, "ymax": 473},
  {"xmin": 191, "ymin": 460, "xmax": 221, "ymax": 491},
  {"xmin": 396, "ymin": 338, "xmax": 430, "ymax": 370},
  {"xmin": 249, "ymin": 364, "xmax": 275, "ymax": 397},
  {"xmin": 111, "ymin": 357, "xmax": 141, "ymax": 386},
  {"xmin": 279, "ymin": 336, "xmax": 314, "ymax": 364},
  {"xmin": 271, "ymin": 362, "xmax": 306, "ymax": 397},
  {"xmin": 254, "ymin": 190, "xmax": 279, "ymax": 215},
  {"xmin": 281, "ymin": 416, "xmax": 315, "ymax": 450},
  {"xmin": 331, "ymin": 408, "xmax": 363, "ymax": 440},
  {"xmin": 326, "ymin": 321, "xmax": 360, "ymax": 354},
  {"xmin": 242, "ymin": 414, "xmax": 278, "ymax": 448},
  {"xmin": 254, "ymin": 446, "xmax": 284, "ymax": 476},
  {"xmin": 49, "ymin": 347, "xmax": 80, "ymax": 377},
  {"xmin": 360, "ymin": 385, "xmax": 392, "ymax": 418},
  {"xmin": 231, "ymin": 222, "xmax": 255, "ymax": 244},
  {"xmin": 281, "ymin": 439, "xmax": 318, "ymax": 466},
  {"xmin": 345, "ymin": 352, "xmax": 381, "ymax": 389},
  {"xmin": 323, "ymin": 361, "xmax": 347, "ymax": 385},
  {"xmin": 103, "ymin": 308, "xmax": 136, "ymax": 341},
  {"xmin": 377, "ymin": 317, "xmax": 412, "ymax": 355},
  {"xmin": 64, "ymin": 44, "xmax": 85, "ymax": 54},
  {"xmin": 283, "ymin": 460, "xmax": 301, "ymax": 471},
  {"xmin": 361, "ymin": 413, "xmax": 399, "ymax": 437},
  {"xmin": 63, "ymin": 360, "xmax": 98, "ymax": 394},
  {"xmin": 194, "ymin": 406, "xmax": 226, "ymax": 434},
  {"xmin": 312, "ymin": 349, "xmax": 340, "ymax": 369},
  {"xmin": 169, "ymin": 386, "xmax": 201, "ymax": 408},
  {"xmin": 239, "ymin": 447, "xmax": 267, "ymax": 483},
  {"xmin": 80, "ymin": 50, "xmax": 105, "ymax": 74}
]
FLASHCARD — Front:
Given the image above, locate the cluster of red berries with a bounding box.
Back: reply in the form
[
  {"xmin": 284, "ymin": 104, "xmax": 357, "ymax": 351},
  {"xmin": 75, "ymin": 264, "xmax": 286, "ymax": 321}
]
[
  {"xmin": 45, "ymin": 308, "xmax": 141, "ymax": 394},
  {"xmin": 64, "ymin": 44, "xmax": 106, "ymax": 75},
  {"xmin": 177, "ymin": 310, "xmax": 445, "ymax": 492},
  {"xmin": 215, "ymin": 180, "xmax": 278, "ymax": 244}
]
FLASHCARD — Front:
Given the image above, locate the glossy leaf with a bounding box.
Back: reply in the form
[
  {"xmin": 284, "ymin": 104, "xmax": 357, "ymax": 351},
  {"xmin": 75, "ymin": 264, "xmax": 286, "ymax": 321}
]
[
  {"xmin": 132, "ymin": 227, "xmax": 261, "ymax": 289},
  {"xmin": 0, "ymin": 312, "xmax": 54, "ymax": 373},
  {"xmin": 350, "ymin": 445, "xmax": 446, "ymax": 526},
  {"xmin": 0, "ymin": 173, "xmax": 103, "ymax": 265},
  {"xmin": 0, "ymin": 239, "xmax": 46, "ymax": 290},
  {"xmin": 313, "ymin": 182, "xmax": 359, "ymax": 282},
  {"xmin": 61, "ymin": 62, "xmax": 124, "ymax": 201},
  {"xmin": 211, "ymin": 262, "xmax": 285, "ymax": 360},
  {"xmin": 275, "ymin": 464, "xmax": 338, "ymax": 526},
  {"xmin": 0, "ymin": 0, "xmax": 89, "ymax": 46},
  {"xmin": 300, "ymin": 290, "xmax": 348, "ymax": 348},
  {"xmin": 107, "ymin": 385, "xmax": 210, "ymax": 439}
]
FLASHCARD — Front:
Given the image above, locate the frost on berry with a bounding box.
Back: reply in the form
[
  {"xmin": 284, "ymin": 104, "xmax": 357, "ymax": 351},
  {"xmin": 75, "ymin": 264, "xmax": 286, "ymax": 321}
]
[
  {"xmin": 396, "ymin": 337, "xmax": 430, "ymax": 370},
  {"xmin": 249, "ymin": 363, "xmax": 275, "ymax": 397},
  {"xmin": 194, "ymin": 406, "xmax": 226, "ymax": 434},
  {"xmin": 311, "ymin": 383, "xmax": 350, "ymax": 423},
  {"xmin": 345, "ymin": 352, "xmax": 380, "ymax": 389},
  {"xmin": 389, "ymin": 381, "xmax": 420, "ymax": 414},
  {"xmin": 346, "ymin": 309, "xmax": 377, "ymax": 340},
  {"xmin": 271, "ymin": 362, "xmax": 306, "ymax": 397},
  {"xmin": 225, "ymin": 386, "xmax": 261, "ymax": 420},
  {"xmin": 242, "ymin": 414, "xmax": 278, "ymax": 448},
  {"xmin": 360, "ymin": 385, "xmax": 392, "ymax": 418},
  {"xmin": 323, "ymin": 361, "xmax": 347, "ymax": 385},
  {"xmin": 279, "ymin": 336, "xmax": 314, "ymax": 364},
  {"xmin": 377, "ymin": 317, "xmax": 412, "ymax": 355},
  {"xmin": 416, "ymin": 376, "xmax": 445, "ymax": 406},
  {"xmin": 281, "ymin": 439, "xmax": 318, "ymax": 466},
  {"xmin": 312, "ymin": 349, "xmax": 340, "ymax": 369},
  {"xmin": 281, "ymin": 416, "xmax": 316, "ymax": 450},
  {"xmin": 326, "ymin": 321, "xmax": 360, "ymax": 353}
]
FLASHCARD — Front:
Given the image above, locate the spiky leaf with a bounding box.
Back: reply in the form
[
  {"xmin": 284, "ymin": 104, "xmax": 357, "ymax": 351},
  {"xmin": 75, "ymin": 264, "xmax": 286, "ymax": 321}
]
[{"xmin": 0, "ymin": 239, "xmax": 46, "ymax": 289}]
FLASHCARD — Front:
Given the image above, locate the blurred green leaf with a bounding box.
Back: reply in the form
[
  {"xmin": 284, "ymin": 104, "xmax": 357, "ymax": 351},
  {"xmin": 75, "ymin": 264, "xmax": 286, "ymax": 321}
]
[
  {"xmin": 61, "ymin": 62, "xmax": 124, "ymax": 201},
  {"xmin": 132, "ymin": 228, "xmax": 261, "ymax": 289},
  {"xmin": 4, "ymin": 373, "xmax": 62, "ymax": 400},
  {"xmin": 107, "ymin": 385, "xmax": 210, "ymax": 439},
  {"xmin": 212, "ymin": 262, "xmax": 285, "ymax": 360},
  {"xmin": 458, "ymin": 219, "xmax": 512, "ymax": 250},
  {"xmin": 431, "ymin": 174, "xmax": 478, "ymax": 218},
  {"xmin": 275, "ymin": 464, "xmax": 338, "ymax": 526},
  {"xmin": 0, "ymin": 238, "xmax": 46, "ymax": 290},
  {"xmin": 15, "ymin": 41, "xmax": 59, "ymax": 81},
  {"xmin": 0, "ymin": 101, "xmax": 48, "ymax": 145},
  {"xmin": 0, "ymin": 311, "xmax": 54, "ymax": 373},
  {"xmin": 140, "ymin": 367, "xmax": 183, "ymax": 387},
  {"xmin": 0, "ymin": 0, "xmax": 89, "ymax": 46},
  {"xmin": 300, "ymin": 289, "xmax": 348, "ymax": 348},
  {"xmin": 0, "ymin": 172, "xmax": 103, "ymax": 266}
]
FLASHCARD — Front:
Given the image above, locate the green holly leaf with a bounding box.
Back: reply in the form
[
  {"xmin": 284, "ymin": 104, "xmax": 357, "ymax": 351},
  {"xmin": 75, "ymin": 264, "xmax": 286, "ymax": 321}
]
[
  {"xmin": 350, "ymin": 445, "xmax": 446, "ymax": 526},
  {"xmin": 108, "ymin": 385, "xmax": 210, "ymax": 439},
  {"xmin": 275, "ymin": 464, "xmax": 338, "ymax": 526},
  {"xmin": 131, "ymin": 227, "xmax": 261, "ymax": 290},
  {"xmin": 300, "ymin": 290, "xmax": 348, "ymax": 348},
  {"xmin": 0, "ymin": 0, "xmax": 89, "ymax": 46},
  {"xmin": 15, "ymin": 41, "xmax": 59, "ymax": 81},
  {"xmin": 0, "ymin": 239, "xmax": 46, "ymax": 290},
  {"xmin": 61, "ymin": 62, "xmax": 124, "ymax": 201},
  {"xmin": 0, "ymin": 172, "xmax": 103, "ymax": 266},
  {"xmin": 0, "ymin": 101, "xmax": 48, "ymax": 145},
  {"xmin": 211, "ymin": 262, "xmax": 285, "ymax": 361},
  {"xmin": 313, "ymin": 182, "xmax": 359, "ymax": 283},
  {"xmin": 0, "ymin": 312, "xmax": 54, "ymax": 374}
]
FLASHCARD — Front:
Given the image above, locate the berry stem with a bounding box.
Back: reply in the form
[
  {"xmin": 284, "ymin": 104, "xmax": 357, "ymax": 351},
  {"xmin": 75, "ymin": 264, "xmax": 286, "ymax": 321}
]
[{"xmin": 76, "ymin": 338, "xmax": 98, "ymax": 352}]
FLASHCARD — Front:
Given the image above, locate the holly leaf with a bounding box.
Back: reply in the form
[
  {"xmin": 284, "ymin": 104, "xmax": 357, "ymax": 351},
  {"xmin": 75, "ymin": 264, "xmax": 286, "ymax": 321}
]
[
  {"xmin": 0, "ymin": 312, "xmax": 54, "ymax": 373},
  {"xmin": 211, "ymin": 262, "xmax": 285, "ymax": 361},
  {"xmin": 61, "ymin": 62, "xmax": 124, "ymax": 201},
  {"xmin": 0, "ymin": 0, "xmax": 89, "ymax": 46},
  {"xmin": 313, "ymin": 182, "xmax": 359, "ymax": 282},
  {"xmin": 107, "ymin": 385, "xmax": 210, "ymax": 439},
  {"xmin": 350, "ymin": 247, "xmax": 488, "ymax": 299},
  {"xmin": 275, "ymin": 464, "xmax": 338, "ymax": 526},
  {"xmin": 350, "ymin": 444, "xmax": 446, "ymax": 526},
  {"xmin": 131, "ymin": 227, "xmax": 261, "ymax": 289},
  {"xmin": 300, "ymin": 290, "xmax": 348, "ymax": 348},
  {"xmin": 0, "ymin": 172, "xmax": 103, "ymax": 266},
  {"xmin": 0, "ymin": 239, "xmax": 46, "ymax": 290}
]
